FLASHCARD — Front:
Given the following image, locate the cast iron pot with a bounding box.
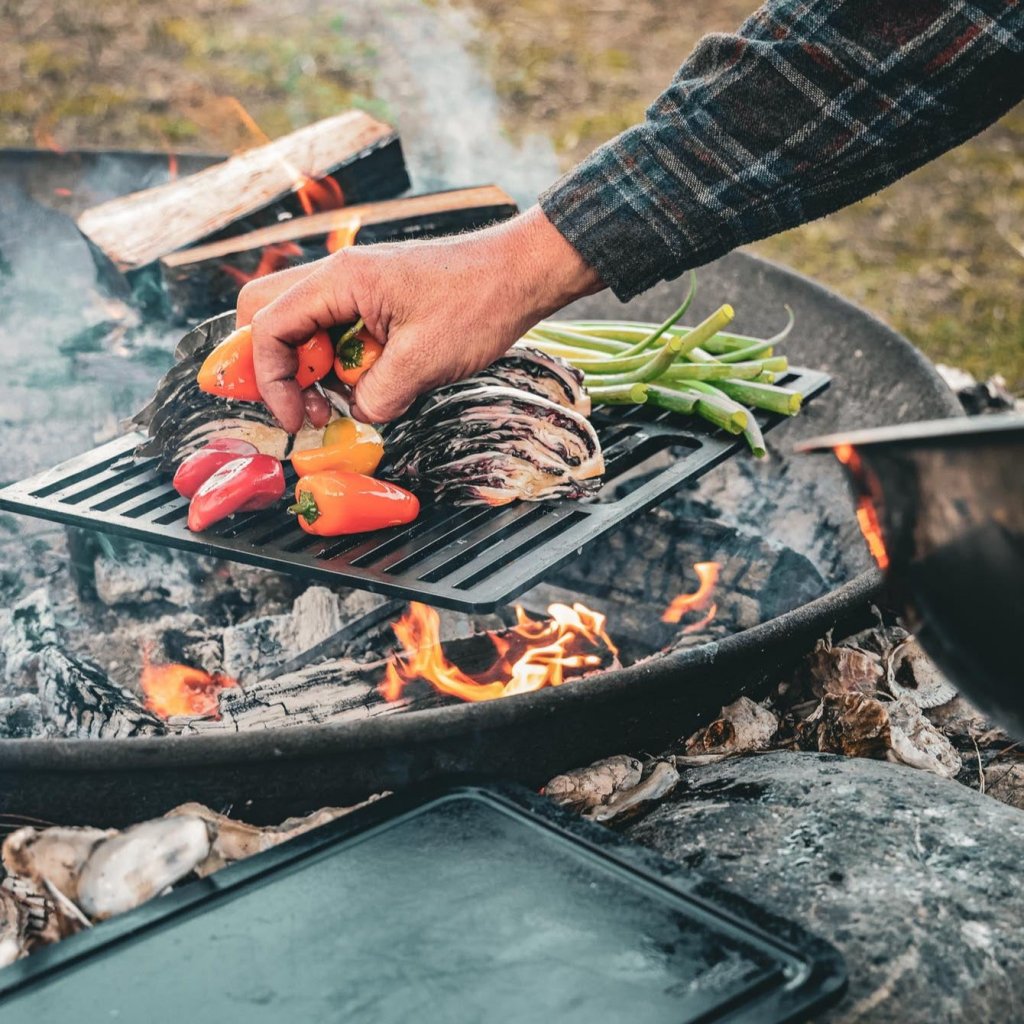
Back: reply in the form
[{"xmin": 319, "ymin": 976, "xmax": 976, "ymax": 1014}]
[{"xmin": 801, "ymin": 415, "xmax": 1024, "ymax": 736}]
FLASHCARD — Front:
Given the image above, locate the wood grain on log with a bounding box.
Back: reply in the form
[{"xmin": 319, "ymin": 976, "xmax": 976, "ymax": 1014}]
[
  {"xmin": 158, "ymin": 185, "xmax": 517, "ymax": 320},
  {"xmin": 77, "ymin": 112, "xmax": 404, "ymax": 271}
]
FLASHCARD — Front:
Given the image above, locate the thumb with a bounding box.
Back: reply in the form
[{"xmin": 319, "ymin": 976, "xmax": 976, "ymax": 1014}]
[{"xmin": 350, "ymin": 335, "xmax": 426, "ymax": 423}]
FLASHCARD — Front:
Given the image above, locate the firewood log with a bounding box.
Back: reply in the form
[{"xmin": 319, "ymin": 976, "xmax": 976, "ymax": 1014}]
[
  {"xmin": 77, "ymin": 111, "xmax": 408, "ymax": 272},
  {"xmin": 158, "ymin": 185, "xmax": 518, "ymax": 320}
]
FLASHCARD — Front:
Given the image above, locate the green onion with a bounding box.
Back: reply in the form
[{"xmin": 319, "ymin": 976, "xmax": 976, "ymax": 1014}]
[
  {"xmin": 618, "ymin": 270, "xmax": 697, "ymax": 356},
  {"xmin": 716, "ymin": 379, "xmax": 803, "ymax": 415}
]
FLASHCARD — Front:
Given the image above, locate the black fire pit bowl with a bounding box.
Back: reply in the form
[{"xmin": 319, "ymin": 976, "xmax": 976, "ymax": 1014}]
[
  {"xmin": 0, "ymin": 783, "xmax": 846, "ymax": 1024},
  {"xmin": 800, "ymin": 414, "xmax": 1024, "ymax": 736}
]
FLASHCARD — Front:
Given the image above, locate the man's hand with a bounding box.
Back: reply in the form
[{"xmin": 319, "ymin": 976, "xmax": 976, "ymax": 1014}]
[{"xmin": 236, "ymin": 206, "xmax": 603, "ymax": 433}]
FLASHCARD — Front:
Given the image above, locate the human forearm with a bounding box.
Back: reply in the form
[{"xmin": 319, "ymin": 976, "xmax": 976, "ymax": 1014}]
[{"xmin": 541, "ymin": 0, "xmax": 1024, "ymax": 300}]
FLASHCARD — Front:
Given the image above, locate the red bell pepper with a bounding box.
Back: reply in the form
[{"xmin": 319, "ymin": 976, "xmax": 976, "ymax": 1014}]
[
  {"xmin": 187, "ymin": 455, "xmax": 285, "ymax": 532},
  {"xmin": 172, "ymin": 438, "xmax": 259, "ymax": 499}
]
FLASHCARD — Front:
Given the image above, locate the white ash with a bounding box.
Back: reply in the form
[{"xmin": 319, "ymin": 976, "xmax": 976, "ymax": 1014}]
[
  {"xmin": 93, "ymin": 545, "xmax": 217, "ymax": 609},
  {"xmin": 221, "ymin": 586, "xmax": 387, "ymax": 684},
  {"xmin": 0, "ymin": 589, "xmax": 163, "ymax": 739}
]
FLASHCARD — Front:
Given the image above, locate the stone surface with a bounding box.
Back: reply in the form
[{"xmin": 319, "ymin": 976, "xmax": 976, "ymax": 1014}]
[{"xmin": 627, "ymin": 752, "xmax": 1024, "ymax": 1023}]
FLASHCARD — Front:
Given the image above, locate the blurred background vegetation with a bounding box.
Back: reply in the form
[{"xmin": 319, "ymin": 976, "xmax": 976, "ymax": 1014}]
[{"xmin": 2, "ymin": 0, "xmax": 1021, "ymax": 389}]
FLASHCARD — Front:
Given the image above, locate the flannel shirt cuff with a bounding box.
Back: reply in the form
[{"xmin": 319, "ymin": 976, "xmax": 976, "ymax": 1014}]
[{"xmin": 540, "ymin": 125, "xmax": 703, "ymax": 302}]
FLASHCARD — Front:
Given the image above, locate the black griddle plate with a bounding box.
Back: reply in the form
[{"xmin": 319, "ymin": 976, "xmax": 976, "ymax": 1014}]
[
  {"xmin": 0, "ymin": 784, "xmax": 846, "ymax": 1023},
  {"xmin": 0, "ymin": 369, "xmax": 828, "ymax": 612}
]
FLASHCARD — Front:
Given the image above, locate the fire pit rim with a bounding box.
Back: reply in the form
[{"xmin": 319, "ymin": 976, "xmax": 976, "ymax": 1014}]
[{"xmin": 0, "ymin": 570, "xmax": 881, "ymax": 771}]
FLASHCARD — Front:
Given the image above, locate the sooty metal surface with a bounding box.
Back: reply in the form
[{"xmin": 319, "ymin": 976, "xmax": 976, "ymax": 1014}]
[{"xmin": 0, "ymin": 369, "xmax": 828, "ymax": 612}]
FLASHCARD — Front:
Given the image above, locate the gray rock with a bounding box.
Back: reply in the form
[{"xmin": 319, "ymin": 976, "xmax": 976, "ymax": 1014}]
[{"xmin": 627, "ymin": 752, "xmax": 1024, "ymax": 1023}]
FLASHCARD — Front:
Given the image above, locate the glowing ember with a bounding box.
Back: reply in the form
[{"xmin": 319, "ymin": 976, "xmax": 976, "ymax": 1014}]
[
  {"xmin": 140, "ymin": 655, "xmax": 237, "ymax": 720},
  {"xmin": 325, "ymin": 212, "xmax": 363, "ymax": 253},
  {"xmin": 381, "ymin": 601, "xmax": 619, "ymax": 704},
  {"xmin": 661, "ymin": 562, "xmax": 721, "ymax": 630},
  {"xmin": 221, "ymin": 241, "xmax": 303, "ymax": 287},
  {"xmin": 834, "ymin": 444, "xmax": 890, "ymax": 570}
]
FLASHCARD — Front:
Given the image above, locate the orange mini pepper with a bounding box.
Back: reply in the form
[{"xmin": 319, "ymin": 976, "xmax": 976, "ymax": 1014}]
[
  {"xmin": 333, "ymin": 319, "xmax": 383, "ymax": 387},
  {"xmin": 198, "ymin": 325, "xmax": 334, "ymax": 401},
  {"xmin": 291, "ymin": 418, "xmax": 384, "ymax": 477},
  {"xmin": 289, "ymin": 471, "xmax": 419, "ymax": 536}
]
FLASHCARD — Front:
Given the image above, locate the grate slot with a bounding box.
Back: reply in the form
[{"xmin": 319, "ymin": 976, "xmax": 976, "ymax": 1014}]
[
  {"xmin": 417, "ymin": 505, "xmax": 561, "ymax": 584},
  {"xmin": 57, "ymin": 460, "xmax": 153, "ymax": 506},
  {"xmin": 0, "ymin": 368, "xmax": 829, "ymax": 612}
]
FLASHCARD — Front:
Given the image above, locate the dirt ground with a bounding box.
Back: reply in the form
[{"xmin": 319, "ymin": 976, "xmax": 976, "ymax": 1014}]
[{"xmin": 3, "ymin": 0, "xmax": 1021, "ymax": 389}]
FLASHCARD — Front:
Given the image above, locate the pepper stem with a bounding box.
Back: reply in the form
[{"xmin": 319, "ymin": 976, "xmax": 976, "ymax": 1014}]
[{"xmin": 288, "ymin": 491, "xmax": 321, "ymax": 525}]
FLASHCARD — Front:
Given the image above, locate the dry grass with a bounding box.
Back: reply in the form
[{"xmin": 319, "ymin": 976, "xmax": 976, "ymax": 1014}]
[{"xmin": 2, "ymin": 0, "xmax": 1021, "ymax": 388}]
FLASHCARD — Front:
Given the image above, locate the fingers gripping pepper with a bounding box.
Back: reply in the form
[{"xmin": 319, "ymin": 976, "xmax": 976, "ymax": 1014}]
[
  {"xmin": 172, "ymin": 438, "xmax": 259, "ymax": 498},
  {"xmin": 332, "ymin": 319, "xmax": 383, "ymax": 387},
  {"xmin": 188, "ymin": 455, "xmax": 286, "ymax": 532},
  {"xmin": 198, "ymin": 325, "xmax": 334, "ymax": 401},
  {"xmin": 289, "ymin": 471, "xmax": 419, "ymax": 536},
  {"xmin": 291, "ymin": 417, "xmax": 384, "ymax": 477}
]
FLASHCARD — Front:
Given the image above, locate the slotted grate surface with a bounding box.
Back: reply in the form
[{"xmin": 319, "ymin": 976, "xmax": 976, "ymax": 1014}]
[{"xmin": 0, "ymin": 369, "xmax": 828, "ymax": 611}]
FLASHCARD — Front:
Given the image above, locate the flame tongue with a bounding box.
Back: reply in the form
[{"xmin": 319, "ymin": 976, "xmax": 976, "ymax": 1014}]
[
  {"xmin": 382, "ymin": 601, "xmax": 619, "ymax": 704},
  {"xmin": 140, "ymin": 656, "xmax": 237, "ymax": 720},
  {"xmin": 834, "ymin": 444, "xmax": 890, "ymax": 570},
  {"xmin": 661, "ymin": 562, "xmax": 720, "ymax": 628}
]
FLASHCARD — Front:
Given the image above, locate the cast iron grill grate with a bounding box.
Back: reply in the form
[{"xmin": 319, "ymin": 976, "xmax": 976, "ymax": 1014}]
[{"xmin": 0, "ymin": 368, "xmax": 828, "ymax": 612}]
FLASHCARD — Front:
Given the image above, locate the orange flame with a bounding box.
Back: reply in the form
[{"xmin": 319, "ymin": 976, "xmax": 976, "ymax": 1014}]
[
  {"xmin": 220, "ymin": 241, "xmax": 303, "ymax": 287},
  {"xmin": 381, "ymin": 601, "xmax": 619, "ymax": 704},
  {"xmin": 834, "ymin": 444, "xmax": 889, "ymax": 570},
  {"xmin": 140, "ymin": 655, "xmax": 237, "ymax": 719},
  {"xmin": 661, "ymin": 562, "xmax": 721, "ymax": 630},
  {"xmin": 167, "ymin": 152, "xmax": 179, "ymax": 180},
  {"xmin": 293, "ymin": 172, "xmax": 345, "ymax": 216},
  {"xmin": 326, "ymin": 212, "xmax": 362, "ymax": 253}
]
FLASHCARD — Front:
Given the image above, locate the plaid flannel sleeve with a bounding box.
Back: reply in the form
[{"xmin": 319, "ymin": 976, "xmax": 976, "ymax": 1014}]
[{"xmin": 539, "ymin": 0, "xmax": 1024, "ymax": 301}]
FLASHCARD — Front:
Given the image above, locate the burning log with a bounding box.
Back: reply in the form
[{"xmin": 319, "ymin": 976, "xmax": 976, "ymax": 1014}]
[
  {"xmin": 159, "ymin": 185, "xmax": 517, "ymax": 320},
  {"xmin": 76, "ymin": 111, "xmax": 408, "ymax": 272},
  {"xmin": 175, "ymin": 659, "xmax": 408, "ymax": 733},
  {"xmin": 1, "ymin": 590, "xmax": 165, "ymax": 739},
  {"xmin": 381, "ymin": 601, "xmax": 620, "ymax": 704}
]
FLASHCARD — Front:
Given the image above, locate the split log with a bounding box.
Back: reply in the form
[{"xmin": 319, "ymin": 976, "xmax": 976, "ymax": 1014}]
[
  {"xmin": 159, "ymin": 185, "xmax": 517, "ymax": 320},
  {"xmin": 0, "ymin": 589, "xmax": 165, "ymax": 740},
  {"xmin": 173, "ymin": 658, "xmax": 411, "ymax": 733},
  {"xmin": 77, "ymin": 111, "xmax": 408, "ymax": 271}
]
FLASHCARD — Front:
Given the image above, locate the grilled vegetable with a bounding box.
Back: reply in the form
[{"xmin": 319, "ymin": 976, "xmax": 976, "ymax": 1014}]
[
  {"xmin": 133, "ymin": 319, "xmax": 344, "ymax": 471},
  {"xmin": 289, "ymin": 471, "xmax": 419, "ymax": 536},
  {"xmin": 172, "ymin": 438, "xmax": 259, "ymax": 498},
  {"xmin": 187, "ymin": 455, "xmax": 286, "ymax": 532},
  {"xmin": 334, "ymin": 330, "xmax": 383, "ymax": 387},
  {"xmin": 290, "ymin": 417, "xmax": 384, "ymax": 477},
  {"xmin": 522, "ymin": 272, "xmax": 808, "ymax": 457},
  {"xmin": 294, "ymin": 331, "xmax": 335, "ymax": 389},
  {"xmin": 476, "ymin": 347, "xmax": 590, "ymax": 415},
  {"xmin": 197, "ymin": 324, "xmax": 334, "ymax": 401},
  {"xmin": 381, "ymin": 382, "xmax": 603, "ymax": 505}
]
